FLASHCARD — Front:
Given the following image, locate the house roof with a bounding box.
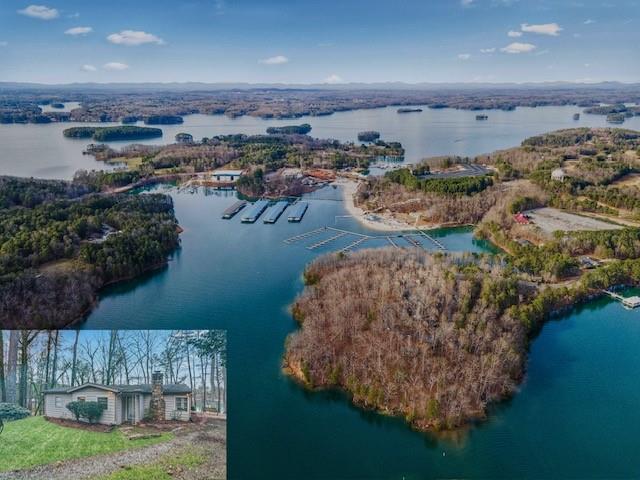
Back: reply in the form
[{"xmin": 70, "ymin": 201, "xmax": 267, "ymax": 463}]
[{"xmin": 44, "ymin": 383, "xmax": 191, "ymax": 395}]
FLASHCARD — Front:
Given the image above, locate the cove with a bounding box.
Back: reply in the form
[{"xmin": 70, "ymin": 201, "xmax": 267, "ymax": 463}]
[{"xmin": 80, "ymin": 185, "xmax": 640, "ymax": 478}]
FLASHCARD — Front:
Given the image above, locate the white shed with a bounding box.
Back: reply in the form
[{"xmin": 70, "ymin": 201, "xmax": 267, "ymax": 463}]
[{"xmin": 551, "ymin": 168, "xmax": 566, "ymax": 182}]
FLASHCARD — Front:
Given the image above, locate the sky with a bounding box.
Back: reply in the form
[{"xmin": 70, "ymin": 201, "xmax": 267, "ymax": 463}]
[{"xmin": 0, "ymin": 0, "xmax": 638, "ymax": 84}]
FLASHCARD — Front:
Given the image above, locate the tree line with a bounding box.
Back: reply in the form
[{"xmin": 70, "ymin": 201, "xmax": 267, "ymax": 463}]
[{"xmin": 0, "ymin": 330, "xmax": 226, "ymax": 416}]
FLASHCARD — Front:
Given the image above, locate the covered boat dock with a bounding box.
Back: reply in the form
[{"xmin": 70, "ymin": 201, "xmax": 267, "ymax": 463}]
[
  {"xmin": 287, "ymin": 202, "xmax": 309, "ymax": 222},
  {"xmin": 241, "ymin": 200, "xmax": 270, "ymax": 223},
  {"xmin": 263, "ymin": 200, "xmax": 289, "ymax": 224},
  {"xmin": 222, "ymin": 200, "xmax": 247, "ymax": 219}
]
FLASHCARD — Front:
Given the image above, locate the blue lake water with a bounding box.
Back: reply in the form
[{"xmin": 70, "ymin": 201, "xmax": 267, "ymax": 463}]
[
  {"xmin": 1, "ymin": 105, "xmax": 639, "ymax": 179},
  {"xmin": 80, "ymin": 185, "xmax": 640, "ymax": 479},
  {"xmin": 2, "ymin": 106, "xmax": 640, "ymax": 477}
]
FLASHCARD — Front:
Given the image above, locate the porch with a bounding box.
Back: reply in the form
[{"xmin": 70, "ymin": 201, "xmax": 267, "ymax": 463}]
[{"xmin": 121, "ymin": 393, "xmax": 146, "ymax": 425}]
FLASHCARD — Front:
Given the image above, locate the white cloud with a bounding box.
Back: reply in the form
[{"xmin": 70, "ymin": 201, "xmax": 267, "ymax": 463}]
[
  {"xmin": 67, "ymin": 12, "xmax": 80, "ymax": 19},
  {"xmin": 324, "ymin": 74, "xmax": 343, "ymax": 84},
  {"xmin": 103, "ymin": 62, "xmax": 129, "ymax": 71},
  {"xmin": 500, "ymin": 42, "xmax": 536, "ymax": 54},
  {"xmin": 480, "ymin": 47, "xmax": 496, "ymax": 53},
  {"xmin": 18, "ymin": 5, "xmax": 59, "ymax": 20},
  {"xmin": 508, "ymin": 30, "xmax": 523, "ymax": 37},
  {"xmin": 107, "ymin": 30, "xmax": 164, "ymax": 46},
  {"xmin": 584, "ymin": 19, "xmax": 596, "ymax": 24},
  {"xmin": 81, "ymin": 64, "xmax": 97, "ymax": 72},
  {"xmin": 0, "ymin": 41, "xmax": 8, "ymax": 47},
  {"xmin": 461, "ymin": 0, "xmax": 474, "ymax": 6},
  {"xmin": 520, "ymin": 23, "xmax": 562, "ymax": 36},
  {"xmin": 457, "ymin": 53, "xmax": 471, "ymax": 60},
  {"xmin": 259, "ymin": 55, "xmax": 289, "ymax": 65},
  {"xmin": 65, "ymin": 26, "xmax": 92, "ymax": 36}
]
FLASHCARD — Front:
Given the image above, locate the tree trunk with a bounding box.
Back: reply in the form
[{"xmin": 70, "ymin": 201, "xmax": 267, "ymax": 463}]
[
  {"xmin": 18, "ymin": 331, "xmax": 30, "ymax": 408},
  {"xmin": 186, "ymin": 342, "xmax": 194, "ymax": 410},
  {"xmin": 6, "ymin": 331, "xmax": 18, "ymax": 404},
  {"xmin": 0, "ymin": 330, "xmax": 6, "ymax": 402},
  {"xmin": 200, "ymin": 356, "xmax": 207, "ymax": 412},
  {"xmin": 71, "ymin": 330, "xmax": 80, "ymax": 386},
  {"xmin": 50, "ymin": 331, "xmax": 59, "ymax": 387}
]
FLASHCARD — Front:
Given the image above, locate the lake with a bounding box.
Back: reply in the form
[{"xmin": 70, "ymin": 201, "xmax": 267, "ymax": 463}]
[
  {"xmin": 3, "ymin": 106, "xmax": 640, "ymax": 478},
  {"xmin": 78, "ymin": 185, "xmax": 640, "ymax": 479},
  {"xmin": 1, "ymin": 104, "xmax": 639, "ymax": 179}
]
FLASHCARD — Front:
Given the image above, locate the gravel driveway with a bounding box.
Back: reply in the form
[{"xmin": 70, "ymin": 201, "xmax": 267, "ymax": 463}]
[{"xmin": 0, "ymin": 418, "xmax": 226, "ymax": 480}]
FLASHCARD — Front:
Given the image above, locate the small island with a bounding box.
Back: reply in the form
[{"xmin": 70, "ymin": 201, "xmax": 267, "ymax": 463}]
[
  {"xmin": 144, "ymin": 114, "xmax": 184, "ymax": 125},
  {"xmin": 357, "ymin": 130, "xmax": 381, "ymax": 142},
  {"xmin": 63, "ymin": 126, "xmax": 163, "ymax": 141},
  {"xmin": 397, "ymin": 108, "xmax": 423, "ymax": 113},
  {"xmin": 266, "ymin": 124, "xmax": 312, "ymax": 135}
]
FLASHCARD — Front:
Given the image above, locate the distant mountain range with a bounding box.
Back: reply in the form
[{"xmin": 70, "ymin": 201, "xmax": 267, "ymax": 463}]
[{"xmin": 1, "ymin": 81, "xmax": 639, "ymax": 93}]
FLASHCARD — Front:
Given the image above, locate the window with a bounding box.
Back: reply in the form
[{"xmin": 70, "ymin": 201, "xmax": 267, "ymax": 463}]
[
  {"xmin": 98, "ymin": 397, "xmax": 108, "ymax": 409},
  {"xmin": 77, "ymin": 396, "xmax": 86, "ymax": 403},
  {"xmin": 55, "ymin": 396, "xmax": 62, "ymax": 408},
  {"xmin": 176, "ymin": 397, "xmax": 188, "ymax": 412}
]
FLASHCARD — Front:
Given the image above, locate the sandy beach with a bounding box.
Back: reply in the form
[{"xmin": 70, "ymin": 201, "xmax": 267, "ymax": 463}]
[{"xmin": 337, "ymin": 178, "xmax": 421, "ymax": 232}]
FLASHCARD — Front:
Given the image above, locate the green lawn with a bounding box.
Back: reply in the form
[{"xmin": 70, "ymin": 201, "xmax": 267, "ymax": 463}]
[{"xmin": 0, "ymin": 416, "xmax": 172, "ymax": 472}]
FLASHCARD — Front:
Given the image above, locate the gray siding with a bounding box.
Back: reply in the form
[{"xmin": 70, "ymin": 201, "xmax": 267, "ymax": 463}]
[
  {"xmin": 44, "ymin": 393, "xmax": 72, "ymax": 419},
  {"xmin": 44, "ymin": 387, "xmax": 118, "ymax": 425},
  {"xmin": 164, "ymin": 394, "xmax": 191, "ymax": 421}
]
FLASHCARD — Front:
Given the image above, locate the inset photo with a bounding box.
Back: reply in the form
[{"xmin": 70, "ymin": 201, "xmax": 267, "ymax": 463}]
[{"xmin": 0, "ymin": 329, "xmax": 226, "ymax": 480}]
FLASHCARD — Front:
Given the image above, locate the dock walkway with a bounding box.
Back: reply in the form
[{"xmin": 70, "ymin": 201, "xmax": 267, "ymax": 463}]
[
  {"xmin": 603, "ymin": 290, "xmax": 640, "ymax": 308},
  {"xmin": 283, "ymin": 225, "xmax": 449, "ymax": 254}
]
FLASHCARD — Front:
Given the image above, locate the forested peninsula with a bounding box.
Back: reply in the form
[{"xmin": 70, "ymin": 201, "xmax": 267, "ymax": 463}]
[
  {"xmin": 285, "ymin": 127, "xmax": 640, "ymax": 432},
  {"xmin": 0, "ymin": 177, "xmax": 180, "ymax": 328}
]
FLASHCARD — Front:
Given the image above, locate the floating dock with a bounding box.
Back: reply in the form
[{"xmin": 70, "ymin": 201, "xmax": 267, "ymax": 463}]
[
  {"xmin": 288, "ymin": 202, "xmax": 309, "ymax": 222},
  {"xmin": 222, "ymin": 200, "xmax": 247, "ymax": 219},
  {"xmin": 241, "ymin": 200, "xmax": 269, "ymax": 223},
  {"xmin": 283, "ymin": 225, "xmax": 448, "ymax": 254},
  {"xmin": 263, "ymin": 200, "xmax": 289, "ymax": 224},
  {"xmin": 603, "ymin": 290, "xmax": 640, "ymax": 308}
]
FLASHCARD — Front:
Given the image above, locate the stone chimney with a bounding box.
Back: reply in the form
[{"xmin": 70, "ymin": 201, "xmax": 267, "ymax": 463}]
[{"xmin": 148, "ymin": 371, "xmax": 165, "ymax": 422}]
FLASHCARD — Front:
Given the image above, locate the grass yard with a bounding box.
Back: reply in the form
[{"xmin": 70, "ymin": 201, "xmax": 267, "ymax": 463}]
[{"xmin": 0, "ymin": 416, "xmax": 172, "ymax": 472}]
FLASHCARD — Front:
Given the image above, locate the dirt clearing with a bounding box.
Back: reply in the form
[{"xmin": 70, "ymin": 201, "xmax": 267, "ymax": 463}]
[{"xmin": 525, "ymin": 207, "xmax": 623, "ymax": 234}]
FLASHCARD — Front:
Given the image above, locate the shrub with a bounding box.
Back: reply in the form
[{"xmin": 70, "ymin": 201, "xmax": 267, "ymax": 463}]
[
  {"xmin": 66, "ymin": 401, "xmax": 106, "ymax": 423},
  {"xmin": 0, "ymin": 403, "xmax": 30, "ymax": 421}
]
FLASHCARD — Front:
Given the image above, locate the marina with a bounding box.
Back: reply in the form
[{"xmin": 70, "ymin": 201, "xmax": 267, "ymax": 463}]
[
  {"xmin": 288, "ymin": 202, "xmax": 309, "ymax": 222},
  {"xmin": 283, "ymin": 226, "xmax": 448, "ymax": 253},
  {"xmin": 241, "ymin": 200, "xmax": 270, "ymax": 223},
  {"xmin": 222, "ymin": 200, "xmax": 247, "ymax": 219},
  {"xmin": 263, "ymin": 201, "xmax": 290, "ymax": 224}
]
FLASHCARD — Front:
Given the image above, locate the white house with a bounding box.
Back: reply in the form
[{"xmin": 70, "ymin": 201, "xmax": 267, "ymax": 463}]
[
  {"xmin": 551, "ymin": 168, "xmax": 566, "ymax": 182},
  {"xmin": 43, "ymin": 372, "xmax": 191, "ymax": 425}
]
